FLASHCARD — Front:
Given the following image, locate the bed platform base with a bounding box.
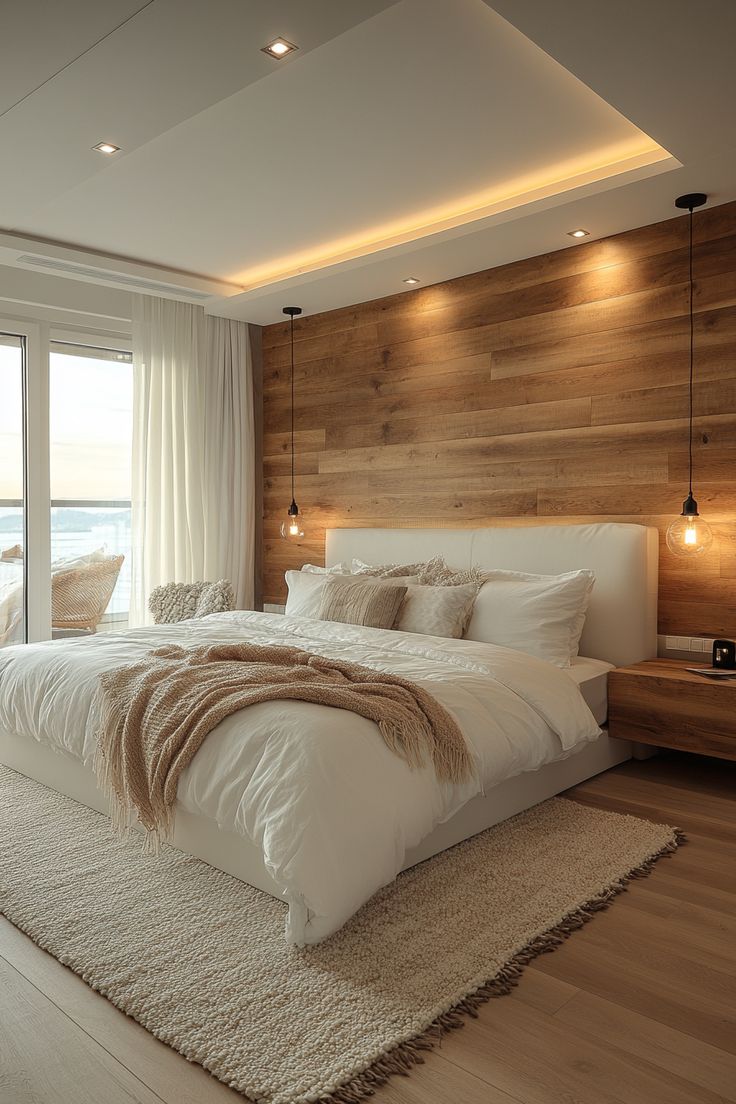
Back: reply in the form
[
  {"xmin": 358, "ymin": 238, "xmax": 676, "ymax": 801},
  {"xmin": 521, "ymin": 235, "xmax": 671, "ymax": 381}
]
[{"xmin": 1, "ymin": 729, "xmax": 631, "ymax": 902}]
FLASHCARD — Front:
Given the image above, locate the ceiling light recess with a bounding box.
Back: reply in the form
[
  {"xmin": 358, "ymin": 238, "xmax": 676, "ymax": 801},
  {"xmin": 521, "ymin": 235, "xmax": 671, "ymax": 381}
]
[
  {"xmin": 403, "ymin": 277, "xmax": 420, "ymax": 285},
  {"xmin": 92, "ymin": 141, "xmax": 120, "ymax": 154},
  {"xmin": 567, "ymin": 228, "xmax": 589, "ymax": 238},
  {"xmin": 262, "ymin": 37, "xmax": 298, "ymax": 59}
]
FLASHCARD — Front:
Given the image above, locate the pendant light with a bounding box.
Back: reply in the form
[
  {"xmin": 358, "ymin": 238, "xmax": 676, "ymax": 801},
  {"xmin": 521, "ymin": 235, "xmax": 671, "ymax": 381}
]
[
  {"xmin": 280, "ymin": 306, "xmax": 305, "ymax": 540},
  {"xmin": 666, "ymin": 193, "xmax": 714, "ymax": 556}
]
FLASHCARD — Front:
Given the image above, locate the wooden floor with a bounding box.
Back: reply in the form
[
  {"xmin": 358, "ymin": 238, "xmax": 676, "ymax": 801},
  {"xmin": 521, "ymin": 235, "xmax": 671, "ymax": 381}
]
[{"xmin": 2, "ymin": 752, "xmax": 735, "ymax": 1104}]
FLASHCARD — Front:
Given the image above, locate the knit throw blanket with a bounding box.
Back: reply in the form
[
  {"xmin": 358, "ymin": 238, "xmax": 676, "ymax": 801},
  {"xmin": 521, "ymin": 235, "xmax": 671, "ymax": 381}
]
[{"xmin": 94, "ymin": 641, "xmax": 473, "ymax": 847}]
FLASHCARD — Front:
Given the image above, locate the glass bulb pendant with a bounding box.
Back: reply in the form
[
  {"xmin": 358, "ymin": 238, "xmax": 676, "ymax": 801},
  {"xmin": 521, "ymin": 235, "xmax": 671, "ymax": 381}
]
[
  {"xmin": 666, "ymin": 494, "xmax": 713, "ymax": 556},
  {"xmin": 280, "ymin": 499, "xmax": 304, "ymax": 541}
]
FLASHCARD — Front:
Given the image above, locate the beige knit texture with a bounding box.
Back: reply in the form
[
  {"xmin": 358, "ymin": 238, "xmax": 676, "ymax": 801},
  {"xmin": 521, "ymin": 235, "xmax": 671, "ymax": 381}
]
[
  {"xmin": 0, "ymin": 766, "xmax": 681, "ymax": 1104},
  {"xmin": 94, "ymin": 642, "xmax": 473, "ymax": 845},
  {"xmin": 317, "ymin": 580, "xmax": 407, "ymax": 629},
  {"xmin": 354, "ymin": 555, "xmax": 486, "ymax": 588},
  {"xmin": 148, "ymin": 579, "xmax": 235, "ymax": 624}
]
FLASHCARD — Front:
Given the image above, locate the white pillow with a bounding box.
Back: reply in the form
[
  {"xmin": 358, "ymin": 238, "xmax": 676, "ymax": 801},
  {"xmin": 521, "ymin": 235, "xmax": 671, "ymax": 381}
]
[
  {"xmin": 465, "ymin": 569, "xmax": 594, "ymax": 667},
  {"xmin": 285, "ymin": 571, "xmax": 330, "ymax": 617},
  {"xmin": 51, "ymin": 546, "xmax": 109, "ymax": 575},
  {"xmin": 300, "ymin": 562, "xmax": 351, "ymax": 575},
  {"xmin": 396, "ymin": 583, "xmax": 478, "ymax": 639}
]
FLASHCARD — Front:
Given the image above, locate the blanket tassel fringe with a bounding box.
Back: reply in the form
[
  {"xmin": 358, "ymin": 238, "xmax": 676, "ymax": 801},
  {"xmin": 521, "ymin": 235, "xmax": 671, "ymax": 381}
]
[{"xmin": 317, "ymin": 828, "xmax": 686, "ymax": 1104}]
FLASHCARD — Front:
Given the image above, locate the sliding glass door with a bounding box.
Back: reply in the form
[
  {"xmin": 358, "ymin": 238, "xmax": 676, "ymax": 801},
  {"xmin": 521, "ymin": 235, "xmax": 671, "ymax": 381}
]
[
  {"xmin": 49, "ymin": 341, "xmax": 133, "ymax": 634},
  {"xmin": 0, "ymin": 334, "xmax": 26, "ymax": 646},
  {"xmin": 0, "ymin": 323, "xmax": 132, "ymax": 644}
]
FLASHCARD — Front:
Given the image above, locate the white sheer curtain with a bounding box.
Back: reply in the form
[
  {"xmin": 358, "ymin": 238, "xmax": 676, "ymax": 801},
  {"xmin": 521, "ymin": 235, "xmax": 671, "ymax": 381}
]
[{"xmin": 130, "ymin": 296, "xmax": 255, "ymax": 624}]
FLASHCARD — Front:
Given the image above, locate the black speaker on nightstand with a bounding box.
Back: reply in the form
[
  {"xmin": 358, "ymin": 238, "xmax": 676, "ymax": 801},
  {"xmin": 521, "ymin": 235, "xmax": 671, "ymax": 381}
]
[{"xmin": 712, "ymin": 640, "xmax": 736, "ymax": 670}]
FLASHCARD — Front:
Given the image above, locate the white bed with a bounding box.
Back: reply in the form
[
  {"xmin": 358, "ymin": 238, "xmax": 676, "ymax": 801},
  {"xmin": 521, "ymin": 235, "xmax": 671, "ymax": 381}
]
[{"xmin": 0, "ymin": 522, "xmax": 658, "ymax": 944}]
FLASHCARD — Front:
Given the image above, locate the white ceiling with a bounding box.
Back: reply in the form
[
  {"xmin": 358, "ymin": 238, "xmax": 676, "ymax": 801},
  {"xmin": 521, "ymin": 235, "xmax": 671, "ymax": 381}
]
[{"xmin": 1, "ymin": 0, "xmax": 735, "ymax": 323}]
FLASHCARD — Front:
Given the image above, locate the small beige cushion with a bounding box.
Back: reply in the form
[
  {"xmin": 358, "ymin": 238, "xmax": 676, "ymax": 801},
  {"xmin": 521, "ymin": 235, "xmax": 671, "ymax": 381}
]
[
  {"xmin": 317, "ymin": 581, "xmax": 407, "ymax": 629},
  {"xmin": 396, "ymin": 583, "xmax": 478, "ymax": 638}
]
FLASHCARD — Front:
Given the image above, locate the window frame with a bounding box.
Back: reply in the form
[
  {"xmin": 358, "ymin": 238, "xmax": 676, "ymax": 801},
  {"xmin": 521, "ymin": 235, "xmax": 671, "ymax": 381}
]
[{"xmin": 0, "ymin": 315, "xmax": 51, "ymax": 643}]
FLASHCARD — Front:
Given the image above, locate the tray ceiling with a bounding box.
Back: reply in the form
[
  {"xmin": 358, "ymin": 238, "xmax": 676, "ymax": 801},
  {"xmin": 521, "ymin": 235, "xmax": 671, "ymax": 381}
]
[{"xmin": 1, "ymin": 0, "xmax": 734, "ymax": 322}]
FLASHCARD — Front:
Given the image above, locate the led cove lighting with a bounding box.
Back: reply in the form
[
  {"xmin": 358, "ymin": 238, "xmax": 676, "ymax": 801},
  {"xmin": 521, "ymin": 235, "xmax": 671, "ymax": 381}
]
[
  {"xmin": 229, "ymin": 141, "xmax": 674, "ymax": 291},
  {"xmin": 567, "ymin": 228, "xmax": 590, "ymax": 238},
  {"xmin": 403, "ymin": 277, "xmax": 420, "ymax": 285},
  {"xmin": 262, "ymin": 37, "xmax": 298, "ymax": 59},
  {"xmin": 92, "ymin": 141, "xmax": 120, "ymax": 154}
]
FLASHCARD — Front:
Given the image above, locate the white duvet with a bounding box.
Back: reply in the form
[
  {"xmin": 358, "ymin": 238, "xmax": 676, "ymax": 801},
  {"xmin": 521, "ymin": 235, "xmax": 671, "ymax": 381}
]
[{"xmin": 0, "ymin": 611, "xmax": 600, "ymax": 943}]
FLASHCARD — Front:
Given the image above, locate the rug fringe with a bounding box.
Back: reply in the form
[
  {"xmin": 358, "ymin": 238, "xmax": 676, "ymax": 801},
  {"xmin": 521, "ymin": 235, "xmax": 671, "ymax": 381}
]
[{"xmin": 317, "ymin": 827, "xmax": 686, "ymax": 1104}]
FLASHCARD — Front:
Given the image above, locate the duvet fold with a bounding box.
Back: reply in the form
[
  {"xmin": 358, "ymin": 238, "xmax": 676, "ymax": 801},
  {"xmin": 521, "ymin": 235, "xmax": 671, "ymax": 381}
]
[{"xmin": 95, "ymin": 640, "xmax": 473, "ymax": 845}]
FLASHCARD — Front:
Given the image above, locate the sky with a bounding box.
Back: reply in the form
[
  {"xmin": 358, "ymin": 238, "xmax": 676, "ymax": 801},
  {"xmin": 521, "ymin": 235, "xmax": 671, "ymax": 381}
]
[{"xmin": 0, "ymin": 344, "xmax": 133, "ymax": 501}]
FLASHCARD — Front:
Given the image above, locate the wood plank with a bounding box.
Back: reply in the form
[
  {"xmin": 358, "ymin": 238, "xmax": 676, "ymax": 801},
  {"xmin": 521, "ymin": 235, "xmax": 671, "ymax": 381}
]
[
  {"xmin": 531, "ymin": 921, "xmax": 736, "ymax": 1055},
  {"xmin": 491, "ymin": 304, "xmax": 736, "ymax": 380},
  {"xmin": 592, "ymin": 376, "xmax": 736, "ymax": 426},
  {"xmin": 437, "ymin": 995, "xmax": 727, "ymax": 1104},
  {"xmin": 538, "ymin": 482, "xmax": 736, "ymax": 519},
  {"xmin": 554, "ymin": 989, "xmax": 736, "ymax": 1102},
  {"xmin": 323, "ymin": 396, "xmax": 592, "ymax": 450},
  {"xmin": 0, "ymin": 952, "xmax": 165, "ymax": 1104},
  {"xmin": 316, "ymin": 415, "xmax": 736, "ymax": 475}
]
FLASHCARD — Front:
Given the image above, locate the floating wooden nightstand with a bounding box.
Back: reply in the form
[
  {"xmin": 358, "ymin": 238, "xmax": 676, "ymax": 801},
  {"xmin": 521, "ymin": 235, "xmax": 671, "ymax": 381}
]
[{"xmin": 608, "ymin": 659, "xmax": 736, "ymax": 761}]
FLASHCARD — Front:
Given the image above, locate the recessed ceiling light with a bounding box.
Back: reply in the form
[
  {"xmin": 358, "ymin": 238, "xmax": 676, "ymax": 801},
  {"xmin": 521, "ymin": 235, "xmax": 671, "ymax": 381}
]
[
  {"xmin": 567, "ymin": 228, "xmax": 590, "ymax": 238},
  {"xmin": 403, "ymin": 277, "xmax": 420, "ymax": 285},
  {"xmin": 262, "ymin": 37, "xmax": 298, "ymax": 59},
  {"xmin": 92, "ymin": 141, "xmax": 120, "ymax": 154}
]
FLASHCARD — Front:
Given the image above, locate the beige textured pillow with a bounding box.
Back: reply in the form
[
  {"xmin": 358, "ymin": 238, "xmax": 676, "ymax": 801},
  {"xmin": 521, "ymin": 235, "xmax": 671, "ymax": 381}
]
[
  {"xmin": 354, "ymin": 554, "xmax": 486, "ymax": 588},
  {"xmin": 417, "ymin": 556, "xmax": 487, "ymax": 588},
  {"xmin": 352, "ymin": 557, "xmax": 426, "ymax": 578},
  {"xmin": 300, "ymin": 562, "xmax": 351, "ymax": 575},
  {"xmin": 396, "ymin": 583, "xmax": 479, "ymax": 638},
  {"xmin": 317, "ymin": 581, "xmax": 407, "ymax": 629}
]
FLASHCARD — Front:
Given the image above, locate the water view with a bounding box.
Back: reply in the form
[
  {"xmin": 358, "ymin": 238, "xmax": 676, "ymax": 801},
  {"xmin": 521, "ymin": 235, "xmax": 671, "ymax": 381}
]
[{"xmin": 0, "ymin": 505, "xmax": 132, "ymax": 626}]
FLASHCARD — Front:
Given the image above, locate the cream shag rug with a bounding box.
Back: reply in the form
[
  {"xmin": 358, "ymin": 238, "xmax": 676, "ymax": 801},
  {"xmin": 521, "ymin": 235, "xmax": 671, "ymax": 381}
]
[{"xmin": 0, "ymin": 765, "xmax": 682, "ymax": 1104}]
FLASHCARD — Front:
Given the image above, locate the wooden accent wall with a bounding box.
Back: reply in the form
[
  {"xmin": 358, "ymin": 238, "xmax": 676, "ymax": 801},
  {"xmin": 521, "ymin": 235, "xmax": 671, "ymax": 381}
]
[{"xmin": 262, "ymin": 201, "xmax": 736, "ymax": 636}]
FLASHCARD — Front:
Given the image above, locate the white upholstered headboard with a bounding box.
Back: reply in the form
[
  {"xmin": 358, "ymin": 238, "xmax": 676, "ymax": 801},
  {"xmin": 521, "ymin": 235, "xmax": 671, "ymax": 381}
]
[{"xmin": 325, "ymin": 523, "xmax": 658, "ymax": 668}]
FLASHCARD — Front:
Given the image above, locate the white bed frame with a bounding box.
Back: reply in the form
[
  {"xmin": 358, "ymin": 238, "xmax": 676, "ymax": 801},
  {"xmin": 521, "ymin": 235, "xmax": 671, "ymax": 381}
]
[{"xmin": 1, "ymin": 522, "xmax": 658, "ymax": 900}]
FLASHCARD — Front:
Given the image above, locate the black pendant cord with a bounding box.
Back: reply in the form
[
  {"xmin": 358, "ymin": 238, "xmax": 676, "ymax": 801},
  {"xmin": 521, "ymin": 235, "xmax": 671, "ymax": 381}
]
[
  {"xmin": 688, "ymin": 204, "xmax": 694, "ymax": 498},
  {"xmin": 282, "ymin": 306, "xmax": 302, "ymax": 520},
  {"xmin": 291, "ymin": 311, "xmax": 295, "ymax": 505}
]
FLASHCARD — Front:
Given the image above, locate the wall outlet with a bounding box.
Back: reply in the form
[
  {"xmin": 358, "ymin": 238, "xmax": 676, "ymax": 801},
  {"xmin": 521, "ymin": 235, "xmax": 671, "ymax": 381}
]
[{"xmin": 661, "ymin": 634, "xmax": 716, "ymax": 657}]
